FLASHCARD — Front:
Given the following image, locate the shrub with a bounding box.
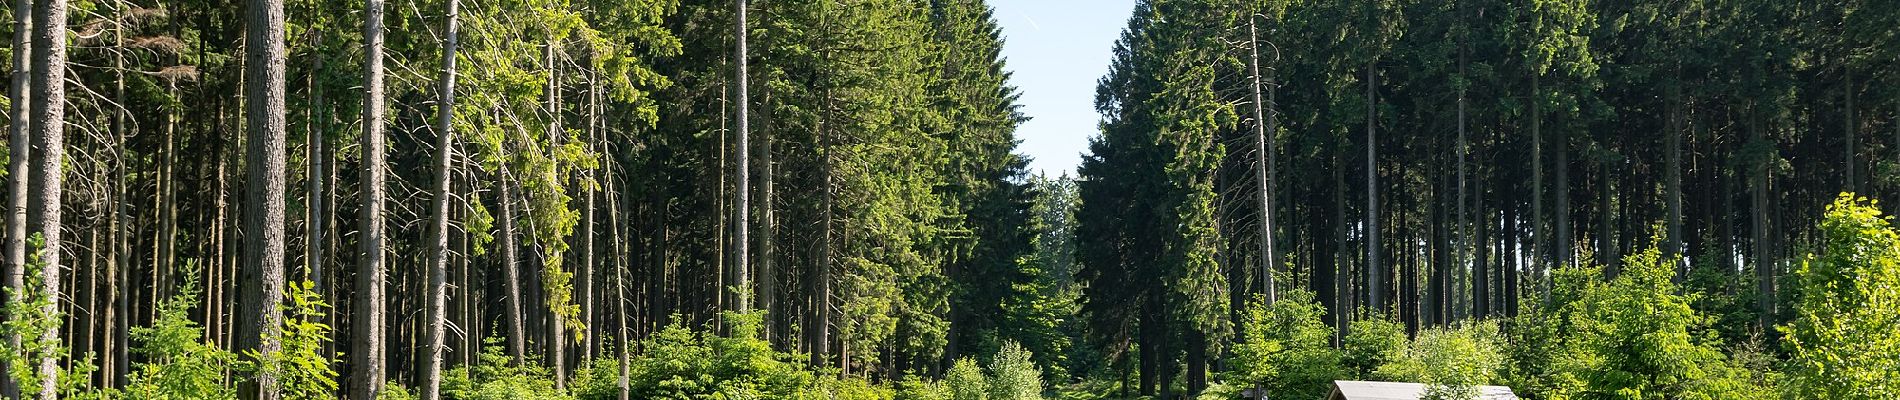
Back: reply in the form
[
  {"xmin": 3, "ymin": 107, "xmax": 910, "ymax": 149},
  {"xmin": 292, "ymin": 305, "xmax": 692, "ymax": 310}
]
[
  {"xmin": 1506, "ymin": 244, "xmax": 1762, "ymax": 399},
  {"xmin": 1376, "ymin": 321, "xmax": 1505, "ymax": 400},
  {"xmin": 1780, "ymin": 194, "xmax": 1900, "ymax": 398},
  {"xmin": 946, "ymin": 358, "xmax": 989, "ymax": 400},
  {"xmin": 570, "ymin": 356, "xmax": 624, "ymax": 400},
  {"xmin": 624, "ymin": 312, "xmax": 812, "ymax": 399},
  {"xmin": 442, "ymin": 338, "xmax": 568, "ymax": 400},
  {"xmin": 117, "ymin": 269, "xmax": 240, "ymax": 400},
  {"xmin": 895, "ymin": 375, "xmax": 951, "ymax": 400},
  {"xmin": 1341, "ymin": 314, "xmax": 1405, "ymax": 380},
  {"xmin": 804, "ymin": 374, "xmax": 894, "ymax": 400},
  {"xmin": 987, "ymin": 341, "xmax": 1045, "ymax": 400},
  {"xmin": 1214, "ymin": 289, "xmax": 1343, "ymax": 400}
]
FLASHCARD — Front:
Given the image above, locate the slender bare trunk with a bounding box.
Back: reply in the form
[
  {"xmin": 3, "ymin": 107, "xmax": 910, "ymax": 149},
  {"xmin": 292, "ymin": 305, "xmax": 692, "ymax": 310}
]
[
  {"xmin": 1530, "ymin": 73, "xmax": 1544, "ymax": 298},
  {"xmin": 419, "ymin": 2, "xmax": 458, "ymax": 399},
  {"xmin": 499, "ymin": 166, "xmax": 527, "ymax": 364},
  {"xmin": 1365, "ymin": 62, "xmax": 1380, "ymax": 312},
  {"xmin": 352, "ymin": 0, "xmax": 390, "ymax": 396},
  {"xmin": 811, "ymin": 108, "xmax": 832, "ymax": 368},
  {"xmin": 1666, "ymin": 79, "xmax": 1683, "ymax": 276},
  {"xmin": 1845, "ymin": 69, "xmax": 1855, "ymax": 192},
  {"xmin": 733, "ymin": 0, "xmax": 752, "ymax": 313},
  {"xmin": 578, "ymin": 60, "xmax": 598, "ymax": 362},
  {"xmin": 541, "ymin": 34, "xmax": 569, "ymax": 389},
  {"xmin": 1247, "ymin": 17, "xmax": 1276, "ymax": 304},
  {"xmin": 1750, "ymin": 101, "xmax": 1775, "ymax": 333},
  {"xmin": 2, "ymin": 0, "xmax": 31, "ymax": 393},
  {"xmin": 1454, "ymin": 2, "xmax": 1469, "ymax": 321}
]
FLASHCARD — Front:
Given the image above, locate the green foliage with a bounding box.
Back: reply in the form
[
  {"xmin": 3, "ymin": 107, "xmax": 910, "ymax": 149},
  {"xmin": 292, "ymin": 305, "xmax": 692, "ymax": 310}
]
[
  {"xmin": 1780, "ymin": 194, "xmax": 1900, "ymax": 398},
  {"xmin": 986, "ymin": 342, "xmax": 1045, "ymax": 400},
  {"xmin": 237, "ymin": 279, "xmax": 339, "ymax": 399},
  {"xmin": 442, "ymin": 338, "xmax": 568, "ymax": 400},
  {"xmin": 623, "ymin": 312, "xmax": 812, "ymax": 399},
  {"xmin": 1376, "ymin": 321, "xmax": 1506, "ymax": 400},
  {"xmin": 1214, "ymin": 290, "xmax": 1343, "ymax": 400},
  {"xmin": 119, "ymin": 267, "xmax": 240, "ymax": 400},
  {"xmin": 895, "ymin": 375, "xmax": 951, "ymax": 400},
  {"xmin": 1341, "ymin": 315, "xmax": 1406, "ymax": 379},
  {"xmin": 946, "ymin": 359, "xmax": 988, "ymax": 400},
  {"xmin": 940, "ymin": 341, "xmax": 1045, "ymax": 400},
  {"xmin": 1506, "ymin": 245, "xmax": 1761, "ymax": 399},
  {"xmin": 379, "ymin": 381, "xmax": 419, "ymax": 400},
  {"xmin": 2, "ymin": 234, "xmax": 63, "ymax": 397},
  {"xmin": 0, "ymin": 234, "xmax": 97, "ymax": 398},
  {"xmin": 803, "ymin": 374, "xmax": 895, "ymax": 400},
  {"xmin": 570, "ymin": 357, "xmax": 624, "ymax": 400}
]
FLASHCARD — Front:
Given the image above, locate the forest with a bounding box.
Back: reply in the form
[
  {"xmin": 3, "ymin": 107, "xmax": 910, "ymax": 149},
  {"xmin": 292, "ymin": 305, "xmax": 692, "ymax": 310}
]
[{"xmin": 0, "ymin": 0, "xmax": 1896, "ymax": 399}]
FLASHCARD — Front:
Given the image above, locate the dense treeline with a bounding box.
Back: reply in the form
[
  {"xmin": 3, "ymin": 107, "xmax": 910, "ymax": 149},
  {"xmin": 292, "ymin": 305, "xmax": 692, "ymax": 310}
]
[
  {"xmin": 0, "ymin": 0, "xmax": 1080, "ymax": 398},
  {"xmin": 2, "ymin": 0, "xmax": 1899, "ymax": 399},
  {"xmin": 1080, "ymin": 0, "xmax": 1898, "ymax": 398}
]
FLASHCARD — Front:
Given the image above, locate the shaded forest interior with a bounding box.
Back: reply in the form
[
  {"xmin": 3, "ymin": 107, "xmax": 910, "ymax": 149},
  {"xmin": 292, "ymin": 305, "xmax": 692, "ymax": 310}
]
[{"xmin": 0, "ymin": 0, "xmax": 1898, "ymax": 399}]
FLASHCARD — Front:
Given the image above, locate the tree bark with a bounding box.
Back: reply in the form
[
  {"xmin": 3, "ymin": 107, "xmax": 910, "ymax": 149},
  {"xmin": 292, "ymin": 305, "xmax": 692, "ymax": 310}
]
[
  {"xmin": 1455, "ymin": 3, "xmax": 1469, "ymax": 322},
  {"xmin": 579, "ymin": 59, "xmax": 599, "ymax": 362},
  {"xmin": 352, "ymin": 0, "xmax": 390, "ymax": 396},
  {"xmin": 1750, "ymin": 101, "xmax": 1775, "ymax": 333},
  {"xmin": 2, "ymin": 0, "xmax": 30, "ymax": 393},
  {"xmin": 1365, "ymin": 62, "xmax": 1381, "ymax": 312},
  {"xmin": 306, "ymin": 59, "xmax": 326, "ymax": 294},
  {"xmin": 26, "ymin": 0, "xmax": 65, "ymax": 396},
  {"xmin": 1530, "ymin": 73, "xmax": 1544, "ymax": 298},
  {"xmin": 1555, "ymin": 111, "xmax": 1570, "ymax": 272},
  {"xmin": 543, "ymin": 35, "xmax": 568, "ymax": 390},
  {"xmin": 1666, "ymin": 79, "xmax": 1683, "ymax": 277},
  {"xmin": 1247, "ymin": 16, "xmax": 1276, "ymax": 304},
  {"xmin": 1844, "ymin": 69, "xmax": 1855, "ymax": 192},
  {"xmin": 499, "ymin": 166, "xmax": 528, "ymax": 364},
  {"xmin": 102, "ymin": 1, "xmax": 128, "ymax": 386},
  {"xmin": 418, "ymin": 1, "xmax": 457, "ymax": 398},
  {"xmin": 238, "ymin": 0, "xmax": 290, "ymax": 396},
  {"xmin": 733, "ymin": 0, "xmax": 752, "ymax": 313}
]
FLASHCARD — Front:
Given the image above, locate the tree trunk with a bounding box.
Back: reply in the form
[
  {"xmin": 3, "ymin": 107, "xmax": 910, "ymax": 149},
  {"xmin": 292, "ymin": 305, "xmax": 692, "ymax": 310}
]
[
  {"xmin": 1186, "ymin": 330, "xmax": 1206, "ymax": 394},
  {"xmin": 101, "ymin": 2, "xmax": 129, "ymax": 386},
  {"xmin": 1247, "ymin": 17, "xmax": 1276, "ymax": 304},
  {"xmin": 810, "ymin": 89, "xmax": 833, "ymax": 368},
  {"xmin": 499, "ymin": 166, "xmax": 528, "ymax": 364},
  {"xmin": 27, "ymin": 0, "xmax": 65, "ymax": 394},
  {"xmin": 1333, "ymin": 148, "xmax": 1349, "ymax": 341},
  {"xmin": 579, "ymin": 60, "xmax": 599, "ymax": 362},
  {"xmin": 2, "ymin": 0, "xmax": 30, "ymax": 393},
  {"xmin": 418, "ymin": 1, "xmax": 457, "ymax": 398},
  {"xmin": 1555, "ymin": 113, "xmax": 1570, "ymax": 272},
  {"xmin": 1365, "ymin": 62, "xmax": 1380, "ymax": 312},
  {"xmin": 1844, "ymin": 69, "xmax": 1855, "ymax": 193},
  {"xmin": 1530, "ymin": 73, "xmax": 1544, "ymax": 298},
  {"xmin": 1750, "ymin": 101, "xmax": 1775, "ymax": 333},
  {"xmin": 238, "ymin": 0, "xmax": 289, "ymax": 396},
  {"xmin": 352, "ymin": 0, "xmax": 390, "ymax": 396},
  {"xmin": 609, "ymin": 148, "xmax": 630, "ymax": 400},
  {"xmin": 1472, "ymin": 174, "xmax": 1488, "ymax": 320},
  {"xmin": 733, "ymin": 0, "xmax": 752, "ymax": 313},
  {"xmin": 1599, "ymin": 162, "xmax": 1615, "ymax": 276},
  {"xmin": 543, "ymin": 35, "xmax": 568, "ymax": 390},
  {"xmin": 1666, "ymin": 80, "xmax": 1683, "ymax": 277},
  {"xmin": 759, "ymin": 101, "xmax": 776, "ymax": 343},
  {"xmin": 1455, "ymin": 7, "xmax": 1469, "ymax": 322},
  {"xmin": 307, "ymin": 58, "xmax": 326, "ymax": 294}
]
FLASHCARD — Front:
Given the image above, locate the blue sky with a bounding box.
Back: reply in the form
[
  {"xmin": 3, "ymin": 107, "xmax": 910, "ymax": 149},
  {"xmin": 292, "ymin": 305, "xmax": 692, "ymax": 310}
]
[{"xmin": 992, "ymin": 0, "xmax": 1138, "ymax": 177}]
